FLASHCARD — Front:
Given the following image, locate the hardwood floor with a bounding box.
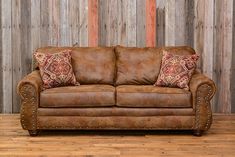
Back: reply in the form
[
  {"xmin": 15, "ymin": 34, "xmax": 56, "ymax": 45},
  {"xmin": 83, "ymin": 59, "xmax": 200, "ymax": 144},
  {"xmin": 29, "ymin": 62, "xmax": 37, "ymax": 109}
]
[{"xmin": 0, "ymin": 114, "xmax": 235, "ymax": 157}]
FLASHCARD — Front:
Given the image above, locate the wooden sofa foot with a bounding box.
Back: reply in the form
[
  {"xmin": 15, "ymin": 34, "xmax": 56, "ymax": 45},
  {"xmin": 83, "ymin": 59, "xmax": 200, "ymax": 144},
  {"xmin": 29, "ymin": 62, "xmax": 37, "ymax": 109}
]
[
  {"xmin": 28, "ymin": 130, "xmax": 39, "ymax": 136},
  {"xmin": 193, "ymin": 130, "xmax": 203, "ymax": 136}
]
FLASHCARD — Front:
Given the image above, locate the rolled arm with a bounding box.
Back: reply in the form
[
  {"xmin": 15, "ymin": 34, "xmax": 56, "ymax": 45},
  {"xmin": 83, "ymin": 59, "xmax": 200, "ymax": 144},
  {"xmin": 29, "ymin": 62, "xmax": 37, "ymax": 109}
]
[
  {"xmin": 189, "ymin": 70, "xmax": 216, "ymax": 131},
  {"xmin": 17, "ymin": 70, "xmax": 43, "ymax": 130}
]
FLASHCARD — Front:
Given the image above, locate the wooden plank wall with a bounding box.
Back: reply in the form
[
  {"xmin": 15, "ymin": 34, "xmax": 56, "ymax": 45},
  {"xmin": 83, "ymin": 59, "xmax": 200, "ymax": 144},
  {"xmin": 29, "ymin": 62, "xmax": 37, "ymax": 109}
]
[
  {"xmin": 0, "ymin": 0, "xmax": 235, "ymax": 113},
  {"xmin": 0, "ymin": 0, "xmax": 98, "ymax": 113}
]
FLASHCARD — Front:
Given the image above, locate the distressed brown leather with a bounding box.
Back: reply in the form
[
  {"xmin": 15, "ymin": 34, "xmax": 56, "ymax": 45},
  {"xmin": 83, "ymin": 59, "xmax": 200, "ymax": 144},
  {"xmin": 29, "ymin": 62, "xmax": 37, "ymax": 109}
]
[
  {"xmin": 35, "ymin": 47, "xmax": 116, "ymax": 85},
  {"xmin": 40, "ymin": 85, "xmax": 115, "ymax": 107},
  {"xmin": 38, "ymin": 107, "xmax": 195, "ymax": 116},
  {"xmin": 17, "ymin": 46, "xmax": 216, "ymax": 136},
  {"xmin": 38, "ymin": 116, "xmax": 195, "ymax": 130},
  {"xmin": 17, "ymin": 70, "xmax": 43, "ymax": 130},
  {"xmin": 115, "ymin": 46, "xmax": 196, "ymax": 85},
  {"xmin": 116, "ymin": 85, "xmax": 191, "ymax": 108},
  {"xmin": 189, "ymin": 70, "xmax": 216, "ymax": 131},
  {"xmin": 115, "ymin": 46, "xmax": 162, "ymax": 85}
]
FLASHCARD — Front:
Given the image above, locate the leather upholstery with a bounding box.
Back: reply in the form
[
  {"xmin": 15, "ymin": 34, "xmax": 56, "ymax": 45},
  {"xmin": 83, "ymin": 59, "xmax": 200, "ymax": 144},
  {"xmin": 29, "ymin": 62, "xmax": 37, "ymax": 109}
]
[
  {"xmin": 40, "ymin": 85, "xmax": 115, "ymax": 107},
  {"xmin": 35, "ymin": 47, "xmax": 116, "ymax": 85},
  {"xmin": 116, "ymin": 85, "xmax": 191, "ymax": 108},
  {"xmin": 17, "ymin": 46, "xmax": 216, "ymax": 136},
  {"xmin": 115, "ymin": 46, "xmax": 162, "ymax": 85},
  {"xmin": 37, "ymin": 116, "xmax": 195, "ymax": 130},
  {"xmin": 189, "ymin": 70, "xmax": 216, "ymax": 131},
  {"xmin": 115, "ymin": 46, "xmax": 196, "ymax": 85},
  {"xmin": 17, "ymin": 70, "xmax": 43, "ymax": 130},
  {"xmin": 38, "ymin": 107, "xmax": 195, "ymax": 116}
]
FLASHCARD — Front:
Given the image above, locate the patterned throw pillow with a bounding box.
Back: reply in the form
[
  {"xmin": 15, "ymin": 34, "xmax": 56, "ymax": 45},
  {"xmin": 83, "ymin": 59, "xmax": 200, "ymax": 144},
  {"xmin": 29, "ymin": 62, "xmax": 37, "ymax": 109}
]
[
  {"xmin": 154, "ymin": 50, "xmax": 199, "ymax": 90},
  {"xmin": 34, "ymin": 50, "xmax": 79, "ymax": 89}
]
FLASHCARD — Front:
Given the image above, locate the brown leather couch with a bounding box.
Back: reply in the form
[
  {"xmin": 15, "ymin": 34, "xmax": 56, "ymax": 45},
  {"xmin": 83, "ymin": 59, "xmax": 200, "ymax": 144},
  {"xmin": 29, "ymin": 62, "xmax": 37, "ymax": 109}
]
[{"xmin": 17, "ymin": 46, "xmax": 216, "ymax": 136}]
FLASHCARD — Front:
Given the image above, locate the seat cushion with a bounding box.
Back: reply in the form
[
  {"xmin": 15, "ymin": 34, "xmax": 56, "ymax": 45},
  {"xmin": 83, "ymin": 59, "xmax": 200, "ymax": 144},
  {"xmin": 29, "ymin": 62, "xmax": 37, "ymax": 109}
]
[
  {"xmin": 40, "ymin": 85, "xmax": 115, "ymax": 107},
  {"xmin": 116, "ymin": 85, "xmax": 192, "ymax": 108}
]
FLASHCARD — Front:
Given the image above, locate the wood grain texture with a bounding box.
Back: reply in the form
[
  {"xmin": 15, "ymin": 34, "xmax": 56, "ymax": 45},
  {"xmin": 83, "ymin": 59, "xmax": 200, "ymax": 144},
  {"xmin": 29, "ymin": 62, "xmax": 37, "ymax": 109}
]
[
  {"xmin": 165, "ymin": 0, "xmax": 175, "ymax": 46},
  {"xmin": 219, "ymin": 0, "xmax": 233, "ymax": 113},
  {"xmin": 203, "ymin": 0, "xmax": 214, "ymax": 79},
  {"xmin": 193, "ymin": 0, "xmax": 205, "ymax": 71},
  {"xmin": 185, "ymin": 0, "xmax": 194, "ymax": 47},
  {"xmin": 20, "ymin": 0, "xmax": 31, "ymax": 76},
  {"xmin": 31, "ymin": 0, "xmax": 40, "ymax": 70},
  {"xmin": 40, "ymin": 0, "xmax": 49, "ymax": 46},
  {"xmin": 0, "ymin": 0, "xmax": 2, "ymax": 113},
  {"xmin": 156, "ymin": 0, "xmax": 165, "ymax": 47},
  {"xmin": 60, "ymin": 0, "xmax": 70, "ymax": 46},
  {"xmin": 136, "ymin": 0, "xmax": 146, "ymax": 47},
  {"xmin": 108, "ymin": 0, "xmax": 118, "ymax": 46},
  {"xmin": 2, "ymin": 0, "xmax": 12, "ymax": 113},
  {"xmin": 117, "ymin": 0, "xmax": 127, "ymax": 46},
  {"xmin": 79, "ymin": 0, "xmax": 88, "ymax": 46},
  {"xmin": 175, "ymin": 0, "xmax": 186, "ymax": 45},
  {"xmin": 0, "ymin": 114, "xmax": 235, "ymax": 156},
  {"xmin": 146, "ymin": 0, "xmax": 156, "ymax": 47},
  {"xmin": 98, "ymin": 0, "xmax": 107, "ymax": 46},
  {"xmin": 48, "ymin": 0, "xmax": 60, "ymax": 46},
  {"xmin": 232, "ymin": 0, "xmax": 235, "ymax": 113},
  {"xmin": 11, "ymin": 0, "xmax": 21, "ymax": 113},
  {"xmin": 126, "ymin": 0, "xmax": 137, "ymax": 47},
  {"xmin": 88, "ymin": 0, "xmax": 98, "ymax": 46}
]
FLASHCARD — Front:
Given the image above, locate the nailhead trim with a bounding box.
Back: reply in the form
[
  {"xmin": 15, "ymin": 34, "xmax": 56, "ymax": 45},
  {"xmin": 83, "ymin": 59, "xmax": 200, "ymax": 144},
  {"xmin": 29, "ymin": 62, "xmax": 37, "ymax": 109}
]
[
  {"xmin": 195, "ymin": 84, "xmax": 213, "ymax": 131},
  {"xmin": 19, "ymin": 84, "xmax": 37, "ymax": 130}
]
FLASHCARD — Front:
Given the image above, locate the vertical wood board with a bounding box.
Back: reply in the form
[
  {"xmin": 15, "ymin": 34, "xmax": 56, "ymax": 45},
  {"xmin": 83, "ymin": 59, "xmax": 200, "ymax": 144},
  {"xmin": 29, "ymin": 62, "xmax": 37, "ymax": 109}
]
[
  {"xmin": 146, "ymin": 0, "xmax": 156, "ymax": 47},
  {"xmin": 88, "ymin": 0, "xmax": 98, "ymax": 46}
]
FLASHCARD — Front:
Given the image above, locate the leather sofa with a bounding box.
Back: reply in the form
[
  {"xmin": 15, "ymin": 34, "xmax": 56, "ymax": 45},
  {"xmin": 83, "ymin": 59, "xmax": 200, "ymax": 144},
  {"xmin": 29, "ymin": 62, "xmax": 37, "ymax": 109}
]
[{"xmin": 17, "ymin": 46, "xmax": 216, "ymax": 136}]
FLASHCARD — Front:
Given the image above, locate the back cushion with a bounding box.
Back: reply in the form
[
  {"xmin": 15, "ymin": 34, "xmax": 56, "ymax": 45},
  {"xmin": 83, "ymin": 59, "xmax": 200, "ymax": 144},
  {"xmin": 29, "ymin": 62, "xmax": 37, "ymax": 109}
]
[
  {"xmin": 115, "ymin": 46, "xmax": 195, "ymax": 85},
  {"xmin": 115, "ymin": 46, "xmax": 162, "ymax": 85},
  {"xmin": 34, "ymin": 47, "xmax": 116, "ymax": 85}
]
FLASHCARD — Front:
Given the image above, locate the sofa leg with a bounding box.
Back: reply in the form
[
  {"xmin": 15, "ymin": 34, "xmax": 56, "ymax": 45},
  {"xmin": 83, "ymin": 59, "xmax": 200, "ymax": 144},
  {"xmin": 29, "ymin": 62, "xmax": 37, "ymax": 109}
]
[
  {"xmin": 28, "ymin": 130, "xmax": 39, "ymax": 136},
  {"xmin": 193, "ymin": 130, "xmax": 203, "ymax": 136}
]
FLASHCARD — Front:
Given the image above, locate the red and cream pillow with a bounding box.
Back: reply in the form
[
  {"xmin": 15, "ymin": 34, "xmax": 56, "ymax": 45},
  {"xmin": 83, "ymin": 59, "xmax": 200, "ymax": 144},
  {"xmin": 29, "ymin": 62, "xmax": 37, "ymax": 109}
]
[
  {"xmin": 154, "ymin": 50, "xmax": 199, "ymax": 90},
  {"xmin": 34, "ymin": 50, "xmax": 79, "ymax": 89}
]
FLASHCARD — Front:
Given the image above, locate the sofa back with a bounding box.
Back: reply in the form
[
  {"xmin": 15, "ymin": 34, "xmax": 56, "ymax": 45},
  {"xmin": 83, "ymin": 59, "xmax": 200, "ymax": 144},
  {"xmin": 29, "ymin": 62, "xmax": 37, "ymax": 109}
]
[
  {"xmin": 115, "ymin": 46, "xmax": 196, "ymax": 85},
  {"xmin": 34, "ymin": 47, "xmax": 116, "ymax": 85},
  {"xmin": 34, "ymin": 46, "xmax": 195, "ymax": 86}
]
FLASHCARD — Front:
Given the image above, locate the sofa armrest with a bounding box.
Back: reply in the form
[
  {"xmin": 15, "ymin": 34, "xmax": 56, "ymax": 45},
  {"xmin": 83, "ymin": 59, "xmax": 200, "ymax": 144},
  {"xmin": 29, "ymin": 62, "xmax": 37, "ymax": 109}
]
[
  {"xmin": 189, "ymin": 70, "xmax": 216, "ymax": 131},
  {"xmin": 17, "ymin": 70, "xmax": 43, "ymax": 130}
]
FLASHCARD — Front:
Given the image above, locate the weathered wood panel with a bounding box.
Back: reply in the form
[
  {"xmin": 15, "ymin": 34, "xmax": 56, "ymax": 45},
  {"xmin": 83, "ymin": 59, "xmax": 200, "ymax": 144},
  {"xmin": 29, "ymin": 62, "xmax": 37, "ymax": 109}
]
[
  {"xmin": 203, "ymin": 0, "xmax": 214, "ymax": 79},
  {"xmin": 0, "ymin": 0, "xmax": 2, "ymax": 113},
  {"xmin": 127, "ymin": 0, "xmax": 137, "ymax": 46},
  {"xmin": 117, "ymin": 0, "xmax": 127, "ymax": 46},
  {"xmin": 69, "ymin": 0, "xmax": 79, "ymax": 46},
  {"xmin": 11, "ymin": 0, "xmax": 21, "ymax": 113},
  {"xmin": 165, "ymin": 0, "xmax": 176, "ymax": 46},
  {"xmin": 146, "ymin": 0, "xmax": 156, "ymax": 47},
  {"xmin": 2, "ymin": 0, "xmax": 12, "ymax": 113},
  {"xmin": 79, "ymin": 0, "xmax": 88, "ymax": 46},
  {"xmin": 48, "ymin": 0, "xmax": 60, "ymax": 46},
  {"xmin": 136, "ymin": 0, "xmax": 146, "ymax": 47},
  {"xmin": 217, "ymin": 0, "xmax": 233, "ymax": 113},
  {"xmin": 40, "ymin": 0, "xmax": 49, "ymax": 46},
  {"xmin": 156, "ymin": 0, "xmax": 165, "ymax": 47},
  {"xmin": 232, "ymin": 0, "xmax": 235, "ymax": 113},
  {"xmin": 88, "ymin": 0, "xmax": 98, "ymax": 46},
  {"xmin": 193, "ymin": 0, "xmax": 205, "ymax": 71}
]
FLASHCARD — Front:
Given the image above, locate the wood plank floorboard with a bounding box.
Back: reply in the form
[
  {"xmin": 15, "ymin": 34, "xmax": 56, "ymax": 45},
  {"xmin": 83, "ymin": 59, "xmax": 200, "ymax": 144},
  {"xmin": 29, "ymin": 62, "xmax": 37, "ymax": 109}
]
[{"xmin": 0, "ymin": 114, "xmax": 234, "ymax": 157}]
